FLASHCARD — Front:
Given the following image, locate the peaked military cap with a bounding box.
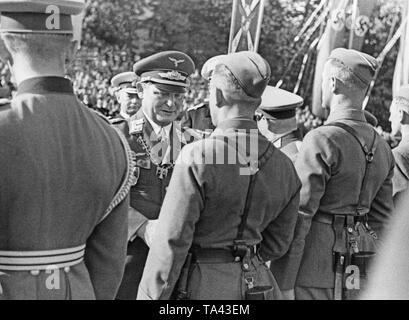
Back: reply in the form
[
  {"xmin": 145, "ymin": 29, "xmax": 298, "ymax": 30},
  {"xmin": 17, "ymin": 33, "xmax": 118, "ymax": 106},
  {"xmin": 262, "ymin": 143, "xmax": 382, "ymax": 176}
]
[
  {"xmin": 111, "ymin": 72, "xmax": 139, "ymax": 94},
  {"xmin": 0, "ymin": 0, "xmax": 85, "ymax": 34},
  {"xmin": 328, "ymin": 48, "xmax": 378, "ymax": 86},
  {"xmin": 133, "ymin": 51, "xmax": 195, "ymax": 94},
  {"xmin": 395, "ymin": 85, "xmax": 409, "ymax": 102},
  {"xmin": 258, "ymin": 86, "xmax": 304, "ymax": 119},
  {"xmin": 204, "ymin": 51, "xmax": 271, "ymax": 99}
]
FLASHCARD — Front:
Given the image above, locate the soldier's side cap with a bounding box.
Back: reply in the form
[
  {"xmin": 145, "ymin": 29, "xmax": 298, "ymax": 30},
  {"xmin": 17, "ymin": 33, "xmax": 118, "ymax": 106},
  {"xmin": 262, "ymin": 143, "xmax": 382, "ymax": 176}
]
[
  {"xmin": 257, "ymin": 86, "xmax": 304, "ymax": 119},
  {"xmin": 364, "ymin": 110, "xmax": 378, "ymax": 127},
  {"xmin": 395, "ymin": 85, "xmax": 409, "ymax": 102},
  {"xmin": 111, "ymin": 72, "xmax": 138, "ymax": 93},
  {"xmin": 133, "ymin": 50, "xmax": 195, "ymax": 94},
  {"xmin": 327, "ymin": 48, "xmax": 378, "ymax": 86},
  {"xmin": 0, "ymin": 0, "xmax": 85, "ymax": 34},
  {"xmin": 214, "ymin": 51, "xmax": 271, "ymax": 99},
  {"xmin": 201, "ymin": 54, "xmax": 226, "ymax": 80}
]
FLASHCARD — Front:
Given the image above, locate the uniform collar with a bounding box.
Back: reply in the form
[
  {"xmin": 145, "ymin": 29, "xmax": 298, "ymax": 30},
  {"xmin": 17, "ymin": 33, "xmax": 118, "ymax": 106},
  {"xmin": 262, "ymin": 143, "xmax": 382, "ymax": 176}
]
[
  {"xmin": 213, "ymin": 117, "xmax": 258, "ymax": 134},
  {"xmin": 16, "ymin": 76, "xmax": 74, "ymax": 96},
  {"xmin": 120, "ymin": 111, "xmax": 131, "ymax": 120},
  {"xmin": 326, "ymin": 108, "xmax": 366, "ymax": 123},
  {"xmin": 142, "ymin": 110, "xmax": 172, "ymax": 139}
]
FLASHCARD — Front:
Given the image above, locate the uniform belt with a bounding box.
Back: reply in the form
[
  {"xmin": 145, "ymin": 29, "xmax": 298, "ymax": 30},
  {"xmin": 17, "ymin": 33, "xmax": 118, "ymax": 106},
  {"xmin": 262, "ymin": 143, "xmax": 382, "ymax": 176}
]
[
  {"xmin": 0, "ymin": 244, "xmax": 86, "ymax": 271},
  {"xmin": 191, "ymin": 245, "xmax": 258, "ymax": 263},
  {"xmin": 313, "ymin": 211, "xmax": 366, "ymax": 225}
]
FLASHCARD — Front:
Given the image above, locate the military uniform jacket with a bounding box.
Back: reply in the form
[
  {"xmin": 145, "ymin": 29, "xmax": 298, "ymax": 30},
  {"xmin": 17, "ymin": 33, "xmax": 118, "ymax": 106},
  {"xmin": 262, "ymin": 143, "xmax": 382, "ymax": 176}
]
[
  {"xmin": 273, "ymin": 129, "xmax": 302, "ymax": 162},
  {"xmin": 0, "ymin": 77, "xmax": 129, "ymax": 300},
  {"xmin": 137, "ymin": 117, "xmax": 301, "ymax": 300},
  {"xmin": 181, "ymin": 102, "xmax": 215, "ymax": 132},
  {"xmin": 392, "ymin": 137, "xmax": 409, "ymax": 204},
  {"xmin": 270, "ymin": 109, "xmax": 395, "ymax": 290},
  {"xmin": 113, "ymin": 109, "xmax": 187, "ymax": 299}
]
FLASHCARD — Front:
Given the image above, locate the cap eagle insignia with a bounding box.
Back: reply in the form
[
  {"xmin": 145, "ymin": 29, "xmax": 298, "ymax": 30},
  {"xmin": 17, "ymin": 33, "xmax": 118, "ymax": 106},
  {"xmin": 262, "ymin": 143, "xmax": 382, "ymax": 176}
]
[{"xmin": 169, "ymin": 57, "xmax": 185, "ymax": 67}]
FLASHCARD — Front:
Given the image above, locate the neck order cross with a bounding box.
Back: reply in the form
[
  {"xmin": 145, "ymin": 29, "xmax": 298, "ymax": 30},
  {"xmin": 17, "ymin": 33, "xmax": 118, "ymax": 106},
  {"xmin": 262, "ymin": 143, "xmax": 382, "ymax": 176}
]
[{"xmin": 136, "ymin": 134, "xmax": 174, "ymax": 180}]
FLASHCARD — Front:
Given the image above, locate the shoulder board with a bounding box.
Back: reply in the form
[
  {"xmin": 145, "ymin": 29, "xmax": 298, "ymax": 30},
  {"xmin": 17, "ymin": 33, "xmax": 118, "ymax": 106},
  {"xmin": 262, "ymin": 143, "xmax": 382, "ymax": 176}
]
[
  {"xmin": 110, "ymin": 117, "xmax": 126, "ymax": 125},
  {"xmin": 187, "ymin": 103, "xmax": 207, "ymax": 112},
  {"xmin": 129, "ymin": 117, "xmax": 145, "ymax": 135},
  {"xmin": 90, "ymin": 109, "xmax": 111, "ymax": 125}
]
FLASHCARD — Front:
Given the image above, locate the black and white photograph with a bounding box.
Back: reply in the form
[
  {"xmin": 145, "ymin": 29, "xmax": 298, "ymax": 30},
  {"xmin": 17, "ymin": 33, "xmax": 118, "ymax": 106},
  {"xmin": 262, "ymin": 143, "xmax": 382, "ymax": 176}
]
[{"xmin": 0, "ymin": 0, "xmax": 409, "ymax": 308}]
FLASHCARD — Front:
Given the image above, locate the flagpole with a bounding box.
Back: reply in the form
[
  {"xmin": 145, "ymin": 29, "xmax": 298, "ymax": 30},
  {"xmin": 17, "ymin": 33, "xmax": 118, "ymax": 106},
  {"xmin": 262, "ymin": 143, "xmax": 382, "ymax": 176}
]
[
  {"xmin": 294, "ymin": 0, "xmax": 328, "ymax": 43},
  {"xmin": 348, "ymin": 0, "xmax": 359, "ymax": 49},
  {"xmin": 254, "ymin": 0, "xmax": 266, "ymax": 52},
  {"xmin": 363, "ymin": 14, "xmax": 408, "ymax": 109},
  {"xmin": 228, "ymin": 0, "xmax": 239, "ymax": 53}
]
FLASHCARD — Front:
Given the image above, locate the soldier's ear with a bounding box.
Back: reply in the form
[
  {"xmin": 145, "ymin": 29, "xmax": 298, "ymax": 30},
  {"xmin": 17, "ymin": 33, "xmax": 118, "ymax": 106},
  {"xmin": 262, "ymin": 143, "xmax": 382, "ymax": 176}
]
[
  {"xmin": 400, "ymin": 109, "xmax": 409, "ymax": 124},
  {"xmin": 215, "ymin": 88, "xmax": 224, "ymax": 108},
  {"xmin": 331, "ymin": 77, "xmax": 342, "ymax": 94}
]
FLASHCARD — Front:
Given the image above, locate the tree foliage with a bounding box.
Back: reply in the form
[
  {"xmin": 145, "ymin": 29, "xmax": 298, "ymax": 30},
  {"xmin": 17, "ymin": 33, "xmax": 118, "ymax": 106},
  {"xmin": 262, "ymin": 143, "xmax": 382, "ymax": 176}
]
[{"xmin": 83, "ymin": 0, "xmax": 404, "ymax": 130}]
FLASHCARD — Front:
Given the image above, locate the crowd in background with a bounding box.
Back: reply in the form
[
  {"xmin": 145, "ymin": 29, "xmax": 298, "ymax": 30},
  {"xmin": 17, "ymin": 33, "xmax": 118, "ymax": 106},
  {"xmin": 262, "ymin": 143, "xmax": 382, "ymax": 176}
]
[{"xmin": 0, "ymin": 0, "xmax": 399, "ymax": 145}]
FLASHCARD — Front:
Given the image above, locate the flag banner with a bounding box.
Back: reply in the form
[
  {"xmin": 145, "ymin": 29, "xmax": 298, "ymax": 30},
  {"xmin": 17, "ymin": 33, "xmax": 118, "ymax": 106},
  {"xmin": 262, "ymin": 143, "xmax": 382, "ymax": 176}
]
[
  {"xmin": 393, "ymin": 1, "xmax": 409, "ymax": 96},
  {"xmin": 311, "ymin": 0, "xmax": 377, "ymax": 118},
  {"xmin": 228, "ymin": 0, "xmax": 266, "ymax": 53},
  {"xmin": 72, "ymin": 9, "xmax": 86, "ymax": 50}
]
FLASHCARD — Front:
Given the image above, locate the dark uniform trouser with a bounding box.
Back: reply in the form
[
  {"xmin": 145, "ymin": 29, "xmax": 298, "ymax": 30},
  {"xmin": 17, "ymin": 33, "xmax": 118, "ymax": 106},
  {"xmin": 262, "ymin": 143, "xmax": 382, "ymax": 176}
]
[
  {"xmin": 295, "ymin": 287, "xmax": 333, "ymax": 300},
  {"xmin": 116, "ymin": 238, "xmax": 149, "ymax": 300}
]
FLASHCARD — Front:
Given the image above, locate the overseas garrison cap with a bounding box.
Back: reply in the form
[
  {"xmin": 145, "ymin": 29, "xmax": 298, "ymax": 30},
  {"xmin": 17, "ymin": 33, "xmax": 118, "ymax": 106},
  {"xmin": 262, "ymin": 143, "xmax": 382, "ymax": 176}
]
[
  {"xmin": 111, "ymin": 72, "xmax": 138, "ymax": 94},
  {"xmin": 205, "ymin": 51, "xmax": 271, "ymax": 99},
  {"xmin": 395, "ymin": 85, "xmax": 409, "ymax": 102},
  {"xmin": 133, "ymin": 51, "xmax": 195, "ymax": 94},
  {"xmin": 0, "ymin": 0, "xmax": 85, "ymax": 34},
  {"xmin": 258, "ymin": 86, "xmax": 304, "ymax": 119},
  {"xmin": 328, "ymin": 48, "xmax": 378, "ymax": 86},
  {"xmin": 201, "ymin": 54, "xmax": 226, "ymax": 80}
]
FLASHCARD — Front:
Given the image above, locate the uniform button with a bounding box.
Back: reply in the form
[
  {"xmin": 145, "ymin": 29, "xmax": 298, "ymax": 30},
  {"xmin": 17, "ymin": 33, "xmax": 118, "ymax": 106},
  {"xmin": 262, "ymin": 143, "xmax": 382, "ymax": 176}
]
[
  {"xmin": 30, "ymin": 270, "xmax": 40, "ymax": 276},
  {"xmin": 348, "ymin": 227, "xmax": 353, "ymax": 233},
  {"xmin": 234, "ymin": 257, "xmax": 241, "ymax": 262},
  {"xmin": 64, "ymin": 267, "xmax": 71, "ymax": 273},
  {"xmin": 243, "ymin": 263, "xmax": 249, "ymax": 270}
]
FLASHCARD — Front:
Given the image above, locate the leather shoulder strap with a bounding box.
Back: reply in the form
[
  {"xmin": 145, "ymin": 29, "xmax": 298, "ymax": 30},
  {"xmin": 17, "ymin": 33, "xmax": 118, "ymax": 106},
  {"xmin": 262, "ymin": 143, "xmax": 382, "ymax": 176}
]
[
  {"xmin": 235, "ymin": 143, "xmax": 276, "ymax": 244},
  {"xmin": 325, "ymin": 122, "xmax": 380, "ymax": 215}
]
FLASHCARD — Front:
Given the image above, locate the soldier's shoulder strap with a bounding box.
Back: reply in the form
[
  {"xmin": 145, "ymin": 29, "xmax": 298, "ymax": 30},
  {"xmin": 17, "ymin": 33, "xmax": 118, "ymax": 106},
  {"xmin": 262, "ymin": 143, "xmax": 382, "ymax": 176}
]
[
  {"xmin": 325, "ymin": 122, "xmax": 379, "ymax": 162},
  {"xmin": 110, "ymin": 117, "xmax": 126, "ymax": 125},
  {"xmin": 325, "ymin": 121, "xmax": 379, "ymax": 216},
  {"xmin": 98, "ymin": 127, "xmax": 138, "ymax": 224}
]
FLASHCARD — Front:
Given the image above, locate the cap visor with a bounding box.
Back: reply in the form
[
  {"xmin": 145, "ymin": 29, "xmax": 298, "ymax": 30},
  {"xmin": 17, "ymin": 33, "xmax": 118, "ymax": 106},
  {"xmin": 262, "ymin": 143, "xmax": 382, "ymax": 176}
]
[
  {"xmin": 261, "ymin": 86, "xmax": 304, "ymax": 110},
  {"xmin": 152, "ymin": 83, "xmax": 186, "ymax": 94}
]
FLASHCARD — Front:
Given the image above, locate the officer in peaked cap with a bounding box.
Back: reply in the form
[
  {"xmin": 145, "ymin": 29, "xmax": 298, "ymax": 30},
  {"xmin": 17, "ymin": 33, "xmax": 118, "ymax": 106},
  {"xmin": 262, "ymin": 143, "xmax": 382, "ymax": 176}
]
[
  {"xmin": 0, "ymin": 0, "xmax": 133, "ymax": 300},
  {"xmin": 256, "ymin": 86, "xmax": 304, "ymax": 162},
  {"xmin": 115, "ymin": 51, "xmax": 196, "ymax": 300},
  {"xmin": 110, "ymin": 71, "xmax": 141, "ymax": 125},
  {"xmin": 389, "ymin": 85, "xmax": 409, "ymax": 204},
  {"xmin": 270, "ymin": 48, "xmax": 394, "ymax": 300},
  {"xmin": 137, "ymin": 51, "xmax": 301, "ymax": 300}
]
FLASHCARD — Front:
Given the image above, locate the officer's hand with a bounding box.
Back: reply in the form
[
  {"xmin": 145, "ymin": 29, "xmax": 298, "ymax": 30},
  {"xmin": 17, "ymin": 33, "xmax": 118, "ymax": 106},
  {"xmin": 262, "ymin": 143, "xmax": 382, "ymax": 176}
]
[{"xmin": 281, "ymin": 289, "xmax": 295, "ymax": 300}]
